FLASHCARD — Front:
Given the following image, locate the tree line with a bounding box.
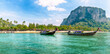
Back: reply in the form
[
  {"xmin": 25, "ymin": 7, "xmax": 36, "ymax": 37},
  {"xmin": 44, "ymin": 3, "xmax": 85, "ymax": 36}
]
[{"xmin": 0, "ymin": 18, "xmax": 109, "ymax": 31}]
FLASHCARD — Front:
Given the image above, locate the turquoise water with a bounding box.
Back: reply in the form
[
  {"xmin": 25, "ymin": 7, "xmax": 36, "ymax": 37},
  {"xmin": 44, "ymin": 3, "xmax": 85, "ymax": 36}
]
[{"xmin": 0, "ymin": 33, "xmax": 110, "ymax": 54}]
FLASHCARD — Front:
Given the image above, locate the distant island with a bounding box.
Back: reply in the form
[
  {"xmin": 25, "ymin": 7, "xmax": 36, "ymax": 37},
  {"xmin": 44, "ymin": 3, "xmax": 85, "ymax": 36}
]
[
  {"xmin": 61, "ymin": 6, "xmax": 110, "ymax": 31},
  {"xmin": 0, "ymin": 6, "xmax": 110, "ymax": 32}
]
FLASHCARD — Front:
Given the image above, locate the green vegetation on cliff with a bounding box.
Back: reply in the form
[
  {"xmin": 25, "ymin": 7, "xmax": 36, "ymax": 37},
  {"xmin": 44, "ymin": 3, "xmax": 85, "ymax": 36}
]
[
  {"xmin": 60, "ymin": 6, "xmax": 110, "ymax": 31},
  {"xmin": 72, "ymin": 18, "xmax": 110, "ymax": 31}
]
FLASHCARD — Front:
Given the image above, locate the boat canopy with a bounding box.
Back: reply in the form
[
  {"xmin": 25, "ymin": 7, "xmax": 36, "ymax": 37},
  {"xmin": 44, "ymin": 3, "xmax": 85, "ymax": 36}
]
[{"xmin": 74, "ymin": 31, "xmax": 83, "ymax": 33}]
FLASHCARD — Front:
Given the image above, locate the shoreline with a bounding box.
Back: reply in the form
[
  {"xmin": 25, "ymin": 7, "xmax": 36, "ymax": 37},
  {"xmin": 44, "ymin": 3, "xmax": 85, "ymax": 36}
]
[{"xmin": 0, "ymin": 31, "xmax": 108, "ymax": 33}]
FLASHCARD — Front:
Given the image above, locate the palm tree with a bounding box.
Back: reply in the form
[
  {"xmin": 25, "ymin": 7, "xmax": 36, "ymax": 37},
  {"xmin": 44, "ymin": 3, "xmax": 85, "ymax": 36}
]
[
  {"xmin": 0, "ymin": 18, "xmax": 3, "ymax": 20},
  {"xmin": 14, "ymin": 20, "xmax": 18, "ymax": 25},
  {"xmin": 22, "ymin": 21, "xmax": 25, "ymax": 25},
  {"xmin": 0, "ymin": 18, "xmax": 3, "ymax": 27},
  {"xmin": 6, "ymin": 19, "xmax": 9, "ymax": 22}
]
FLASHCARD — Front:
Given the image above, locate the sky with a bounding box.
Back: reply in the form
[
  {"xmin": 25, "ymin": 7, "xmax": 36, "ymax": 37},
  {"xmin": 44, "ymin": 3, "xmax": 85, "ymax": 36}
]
[{"xmin": 0, "ymin": 0, "xmax": 110, "ymax": 26}]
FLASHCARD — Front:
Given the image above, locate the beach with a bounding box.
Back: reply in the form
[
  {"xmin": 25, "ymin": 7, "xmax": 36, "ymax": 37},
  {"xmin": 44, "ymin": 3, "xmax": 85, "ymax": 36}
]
[{"xmin": 0, "ymin": 31, "xmax": 106, "ymax": 33}]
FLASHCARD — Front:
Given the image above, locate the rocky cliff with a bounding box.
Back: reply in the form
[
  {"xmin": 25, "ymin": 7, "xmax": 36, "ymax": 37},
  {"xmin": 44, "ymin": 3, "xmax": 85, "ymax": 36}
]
[{"xmin": 61, "ymin": 6, "xmax": 108, "ymax": 25}]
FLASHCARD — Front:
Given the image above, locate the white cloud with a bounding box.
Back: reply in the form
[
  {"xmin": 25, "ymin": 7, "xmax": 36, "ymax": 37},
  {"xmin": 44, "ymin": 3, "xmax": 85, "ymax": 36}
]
[
  {"xmin": 105, "ymin": 0, "xmax": 110, "ymax": 17},
  {"xmin": 106, "ymin": 14, "xmax": 110, "ymax": 17},
  {"xmin": 0, "ymin": 12, "xmax": 17, "ymax": 17},
  {"xmin": 26, "ymin": 13, "xmax": 68, "ymax": 26},
  {"xmin": 80, "ymin": 0, "xmax": 90, "ymax": 5},
  {"xmin": 47, "ymin": 6, "xmax": 66, "ymax": 11},
  {"xmin": 0, "ymin": 11, "xmax": 27, "ymax": 24},
  {"xmin": 0, "ymin": 12, "xmax": 18, "ymax": 21},
  {"xmin": 35, "ymin": 0, "xmax": 67, "ymax": 11},
  {"xmin": 43, "ymin": 13, "xmax": 68, "ymax": 25},
  {"xmin": 0, "ymin": 11, "xmax": 69, "ymax": 26}
]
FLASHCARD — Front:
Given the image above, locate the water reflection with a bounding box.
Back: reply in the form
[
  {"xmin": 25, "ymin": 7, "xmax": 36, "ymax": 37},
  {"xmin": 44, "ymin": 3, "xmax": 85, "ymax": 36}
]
[{"xmin": 40, "ymin": 35, "xmax": 55, "ymax": 37}]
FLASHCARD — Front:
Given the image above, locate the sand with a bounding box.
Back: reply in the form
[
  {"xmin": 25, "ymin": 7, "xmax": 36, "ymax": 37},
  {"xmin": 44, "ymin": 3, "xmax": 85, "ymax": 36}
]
[{"xmin": 0, "ymin": 31, "xmax": 107, "ymax": 33}]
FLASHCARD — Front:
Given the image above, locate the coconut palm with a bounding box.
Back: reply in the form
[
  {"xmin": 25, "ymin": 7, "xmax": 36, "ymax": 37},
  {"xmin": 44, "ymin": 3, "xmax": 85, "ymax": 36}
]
[
  {"xmin": 22, "ymin": 21, "xmax": 25, "ymax": 25},
  {"xmin": 14, "ymin": 20, "xmax": 18, "ymax": 25}
]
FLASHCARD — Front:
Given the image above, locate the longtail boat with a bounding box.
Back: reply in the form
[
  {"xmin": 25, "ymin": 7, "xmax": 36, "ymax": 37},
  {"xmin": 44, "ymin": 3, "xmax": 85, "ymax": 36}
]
[
  {"xmin": 68, "ymin": 28, "xmax": 99, "ymax": 36},
  {"xmin": 40, "ymin": 28, "xmax": 58, "ymax": 35}
]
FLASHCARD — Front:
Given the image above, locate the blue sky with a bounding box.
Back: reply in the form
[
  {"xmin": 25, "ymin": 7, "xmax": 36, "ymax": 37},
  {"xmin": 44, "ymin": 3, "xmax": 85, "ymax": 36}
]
[{"xmin": 0, "ymin": 0, "xmax": 110, "ymax": 26}]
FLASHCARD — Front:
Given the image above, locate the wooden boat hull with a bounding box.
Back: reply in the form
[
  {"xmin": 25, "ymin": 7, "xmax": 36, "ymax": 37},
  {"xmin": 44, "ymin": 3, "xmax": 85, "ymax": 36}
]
[
  {"xmin": 68, "ymin": 28, "xmax": 99, "ymax": 36},
  {"xmin": 40, "ymin": 28, "xmax": 58, "ymax": 35},
  {"xmin": 40, "ymin": 31, "xmax": 56, "ymax": 35},
  {"xmin": 68, "ymin": 31, "xmax": 97, "ymax": 36}
]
